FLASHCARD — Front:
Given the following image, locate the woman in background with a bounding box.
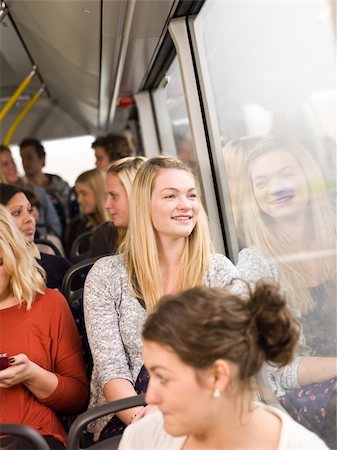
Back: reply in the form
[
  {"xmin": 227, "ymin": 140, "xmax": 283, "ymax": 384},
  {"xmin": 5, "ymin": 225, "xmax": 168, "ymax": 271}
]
[
  {"xmin": 0, "ymin": 206, "xmax": 88, "ymax": 449},
  {"xmin": 0, "ymin": 144, "xmax": 62, "ymax": 237},
  {"xmin": 65, "ymin": 168, "xmax": 109, "ymax": 258},
  {"xmin": 0, "ymin": 183, "xmax": 71, "ymax": 289},
  {"xmin": 89, "ymin": 156, "xmax": 147, "ymax": 257}
]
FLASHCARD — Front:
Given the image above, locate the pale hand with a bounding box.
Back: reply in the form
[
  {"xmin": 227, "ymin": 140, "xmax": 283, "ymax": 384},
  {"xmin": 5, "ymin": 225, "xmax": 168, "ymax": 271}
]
[{"xmin": 0, "ymin": 353, "xmax": 33, "ymax": 388}]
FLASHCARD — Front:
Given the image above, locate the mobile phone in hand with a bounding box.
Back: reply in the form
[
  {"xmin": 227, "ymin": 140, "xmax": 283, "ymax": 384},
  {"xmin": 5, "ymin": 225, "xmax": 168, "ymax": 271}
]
[{"xmin": 0, "ymin": 353, "xmax": 10, "ymax": 370}]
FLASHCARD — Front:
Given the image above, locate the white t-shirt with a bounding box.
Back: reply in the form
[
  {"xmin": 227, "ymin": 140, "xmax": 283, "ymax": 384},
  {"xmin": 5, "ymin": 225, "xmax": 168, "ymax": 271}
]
[{"xmin": 118, "ymin": 405, "xmax": 329, "ymax": 450}]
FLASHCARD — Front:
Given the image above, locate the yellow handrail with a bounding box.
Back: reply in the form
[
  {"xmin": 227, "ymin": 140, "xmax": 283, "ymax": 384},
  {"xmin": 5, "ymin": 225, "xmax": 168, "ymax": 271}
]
[
  {"xmin": 0, "ymin": 66, "xmax": 37, "ymax": 122},
  {"xmin": 3, "ymin": 85, "xmax": 45, "ymax": 145}
]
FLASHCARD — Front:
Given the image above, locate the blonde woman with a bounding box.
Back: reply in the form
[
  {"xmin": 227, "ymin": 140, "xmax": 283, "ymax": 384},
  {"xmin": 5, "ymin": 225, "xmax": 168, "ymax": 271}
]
[
  {"xmin": 240, "ymin": 136, "xmax": 336, "ymax": 447},
  {"xmin": 65, "ymin": 168, "xmax": 109, "ymax": 257},
  {"xmin": 84, "ymin": 156, "xmax": 261, "ymax": 442},
  {"xmin": 89, "ymin": 156, "xmax": 147, "ymax": 257},
  {"xmin": 0, "ymin": 206, "xmax": 88, "ymax": 449}
]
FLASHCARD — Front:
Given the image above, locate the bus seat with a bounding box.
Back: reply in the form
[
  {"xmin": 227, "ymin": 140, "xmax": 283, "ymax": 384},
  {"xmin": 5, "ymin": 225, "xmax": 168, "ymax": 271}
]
[
  {"xmin": 35, "ymin": 238, "xmax": 63, "ymax": 256},
  {"xmin": 61, "ymin": 256, "xmax": 103, "ymax": 377},
  {"xmin": 0, "ymin": 423, "xmax": 51, "ymax": 449},
  {"xmin": 70, "ymin": 230, "xmax": 94, "ymax": 263},
  {"xmin": 66, "ymin": 394, "xmax": 146, "ymax": 450}
]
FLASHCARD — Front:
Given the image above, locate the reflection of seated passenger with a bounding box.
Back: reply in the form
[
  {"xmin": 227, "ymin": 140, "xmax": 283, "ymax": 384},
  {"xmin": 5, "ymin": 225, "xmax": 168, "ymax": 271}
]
[
  {"xmin": 0, "ymin": 206, "xmax": 88, "ymax": 450},
  {"xmin": 0, "ymin": 184, "xmax": 72, "ymax": 290},
  {"xmin": 222, "ymin": 136, "xmax": 260, "ymax": 247},
  {"xmin": 119, "ymin": 282, "xmax": 328, "ymax": 450},
  {"xmin": 239, "ymin": 136, "xmax": 336, "ymax": 448},
  {"xmin": 89, "ymin": 156, "xmax": 147, "ymax": 257},
  {"xmin": 65, "ymin": 169, "xmax": 109, "ymax": 258}
]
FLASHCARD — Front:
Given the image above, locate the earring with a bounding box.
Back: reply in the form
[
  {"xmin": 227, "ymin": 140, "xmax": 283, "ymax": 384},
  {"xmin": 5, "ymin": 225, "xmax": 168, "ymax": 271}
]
[{"xmin": 213, "ymin": 388, "xmax": 221, "ymax": 398}]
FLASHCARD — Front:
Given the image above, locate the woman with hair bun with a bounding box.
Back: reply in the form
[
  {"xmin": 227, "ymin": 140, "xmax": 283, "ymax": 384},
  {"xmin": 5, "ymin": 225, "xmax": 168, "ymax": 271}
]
[{"xmin": 119, "ymin": 281, "xmax": 329, "ymax": 450}]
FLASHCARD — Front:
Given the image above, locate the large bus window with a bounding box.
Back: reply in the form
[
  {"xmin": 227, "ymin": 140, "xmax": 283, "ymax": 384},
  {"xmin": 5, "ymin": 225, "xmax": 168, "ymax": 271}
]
[
  {"xmin": 194, "ymin": 1, "xmax": 336, "ymax": 447},
  {"xmin": 153, "ymin": 57, "xmax": 196, "ymax": 167},
  {"xmin": 10, "ymin": 135, "xmax": 95, "ymax": 186}
]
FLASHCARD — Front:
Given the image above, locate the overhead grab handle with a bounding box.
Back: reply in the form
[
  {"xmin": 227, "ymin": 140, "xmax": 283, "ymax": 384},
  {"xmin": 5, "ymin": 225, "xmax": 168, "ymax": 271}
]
[
  {"xmin": 3, "ymin": 85, "xmax": 45, "ymax": 145},
  {"xmin": 0, "ymin": 1, "xmax": 9, "ymax": 23},
  {"xmin": 0, "ymin": 65, "xmax": 37, "ymax": 122}
]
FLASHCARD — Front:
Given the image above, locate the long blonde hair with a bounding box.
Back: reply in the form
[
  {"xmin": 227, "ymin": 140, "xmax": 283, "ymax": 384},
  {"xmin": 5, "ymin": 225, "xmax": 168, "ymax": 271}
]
[
  {"xmin": 222, "ymin": 136, "xmax": 261, "ymax": 241},
  {"xmin": 241, "ymin": 136, "xmax": 336, "ymax": 311},
  {"xmin": 76, "ymin": 169, "xmax": 109, "ymax": 226},
  {"xmin": 107, "ymin": 156, "xmax": 147, "ymax": 248},
  {"xmin": 0, "ymin": 205, "xmax": 45, "ymax": 309},
  {"xmin": 123, "ymin": 156, "xmax": 214, "ymax": 311}
]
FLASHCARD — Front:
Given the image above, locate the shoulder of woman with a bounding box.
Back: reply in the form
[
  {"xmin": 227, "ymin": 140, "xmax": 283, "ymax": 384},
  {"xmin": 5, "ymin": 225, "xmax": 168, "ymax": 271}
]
[
  {"xmin": 34, "ymin": 288, "xmax": 69, "ymax": 312},
  {"xmin": 265, "ymin": 405, "xmax": 330, "ymax": 449},
  {"xmin": 206, "ymin": 254, "xmax": 239, "ymax": 286},
  {"xmin": 236, "ymin": 247, "xmax": 278, "ymax": 281},
  {"xmin": 87, "ymin": 253, "xmax": 127, "ymax": 281},
  {"xmin": 122, "ymin": 411, "xmax": 184, "ymax": 448}
]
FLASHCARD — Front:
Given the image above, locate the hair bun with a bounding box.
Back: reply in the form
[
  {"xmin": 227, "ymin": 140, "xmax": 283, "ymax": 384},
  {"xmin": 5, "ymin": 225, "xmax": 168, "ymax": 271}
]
[{"xmin": 249, "ymin": 279, "xmax": 299, "ymax": 366}]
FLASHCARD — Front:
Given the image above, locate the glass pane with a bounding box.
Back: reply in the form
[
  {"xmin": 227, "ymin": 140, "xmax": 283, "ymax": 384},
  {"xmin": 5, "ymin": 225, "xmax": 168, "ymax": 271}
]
[
  {"xmin": 155, "ymin": 57, "xmax": 196, "ymax": 167},
  {"xmin": 195, "ymin": 1, "xmax": 336, "ymax": 446},
  {"xmin": 10, "ymin": 135, "xmax": 95, "ymax": 186}
]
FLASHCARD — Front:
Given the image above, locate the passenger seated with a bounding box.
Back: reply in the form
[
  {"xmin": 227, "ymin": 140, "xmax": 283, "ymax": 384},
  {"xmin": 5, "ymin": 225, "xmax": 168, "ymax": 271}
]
[
  {"xmin": 89, "ymin": 156, "xmax": 147, "ymax": 257},
  {"xmin": 84, "ymin": 156, "xmax": 268, "ymax": 442},
  {"xmin": 0, "ymin": 184, "xmax": 72, "ymax": 289},
  {"xmin": 0, "ymin": 206, "xmax": 88, "ymax": 450},
  {"xmin": 24, "ymin": 189, "xmax": 65, "ymax": 256},
  {"xmin": 118, "ymin": 282, "xmax": 329, "ymax": 450},
  {"xmin": 65, "ymin": 168, "xmax": 108, "ymax": 258},
  {"xmin": 92, "ymin": 134, "xmax": 132, "ymax": 171},
  {"xmin": 0, "ymin": 144, "xmax": 62, "ymax": 237},
  {"xmin": 19, "ymin": 138, "xmax": 70, "ymax": 227}
]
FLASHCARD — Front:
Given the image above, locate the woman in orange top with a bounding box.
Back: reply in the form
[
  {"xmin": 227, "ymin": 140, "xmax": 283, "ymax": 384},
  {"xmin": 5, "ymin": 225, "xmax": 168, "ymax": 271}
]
[{"xmin": 0, "ymin": 205, "xmax": 88, "ymax": 449}]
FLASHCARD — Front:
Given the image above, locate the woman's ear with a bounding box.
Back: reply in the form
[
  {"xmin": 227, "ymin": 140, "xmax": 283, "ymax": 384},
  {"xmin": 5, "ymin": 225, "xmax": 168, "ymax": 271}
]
[{"xmin": 212, "ymin": 359, "xmax": 231, "ymax": 395}]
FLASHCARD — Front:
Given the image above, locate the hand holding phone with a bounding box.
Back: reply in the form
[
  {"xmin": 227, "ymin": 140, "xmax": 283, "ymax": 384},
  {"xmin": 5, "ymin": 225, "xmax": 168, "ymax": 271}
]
[{"xmin": 0, "ymin": 353, "xmax": 10, "ymax": 370}]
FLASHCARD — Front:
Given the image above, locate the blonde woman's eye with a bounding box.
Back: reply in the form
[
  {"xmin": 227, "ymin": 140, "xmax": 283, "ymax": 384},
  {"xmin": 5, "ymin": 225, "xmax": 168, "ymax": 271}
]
[{"xmin": 255, "ymin": 181, "xmax": 266, "ymax": 189}]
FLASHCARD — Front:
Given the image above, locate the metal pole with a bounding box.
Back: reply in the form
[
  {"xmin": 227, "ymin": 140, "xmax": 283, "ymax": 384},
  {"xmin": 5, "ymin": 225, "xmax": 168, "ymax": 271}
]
[
  {"xmin": 3, "ymin": 85, "xmax": 45, "ymax": 144},
  {"xmin": 0, "ymin": 66, "xmax": 37, "ymax": 122}
]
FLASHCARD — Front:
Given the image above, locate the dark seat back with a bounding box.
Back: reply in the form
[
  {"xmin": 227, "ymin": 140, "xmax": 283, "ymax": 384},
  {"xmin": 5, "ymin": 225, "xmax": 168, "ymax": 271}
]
[
  {"xmin": 60, "ymin": 256, "xmax": 103, "ymax": 377},
  {"xmin": 35, "ymin": 238, "xmax": 62, "ymax": 256},
  {"xmin": 66, "ymin": 394, "xmax": 146, "ymax": 450},
  {"xmin": 70, "ymin": 230, "xmax": 94, "ymax": 263},
  {"xmin": 0, "ymin": 423, "xmax": 51, "ymax": 449}
]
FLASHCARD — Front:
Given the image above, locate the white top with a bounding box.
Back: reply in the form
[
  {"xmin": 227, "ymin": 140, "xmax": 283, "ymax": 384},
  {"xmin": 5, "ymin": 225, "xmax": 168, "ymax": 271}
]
[{"xmin": 118, "ymin": 406, "xmax": 329, "ymax": 450}]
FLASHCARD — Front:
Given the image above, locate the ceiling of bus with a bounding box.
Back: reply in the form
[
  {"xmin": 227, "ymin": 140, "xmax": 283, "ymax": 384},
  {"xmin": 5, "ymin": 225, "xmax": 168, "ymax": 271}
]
[{"xmin": 0, "ymin": 0, "xmax": 177, "ymax": 143}]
